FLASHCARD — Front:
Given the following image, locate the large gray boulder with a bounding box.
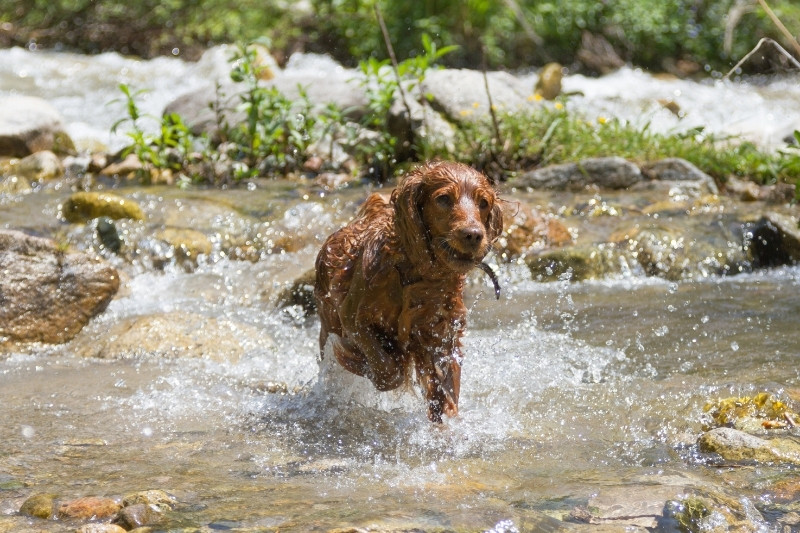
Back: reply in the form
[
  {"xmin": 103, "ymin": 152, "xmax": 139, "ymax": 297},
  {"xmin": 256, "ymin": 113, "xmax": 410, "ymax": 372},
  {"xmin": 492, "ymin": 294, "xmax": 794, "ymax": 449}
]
[
  {"xmin": 163, "ymin": 68, "xmax": 368, "ymax": 138},
  {"xmin": 0, "ymin": 230, "xmax": 119, "ymax": 344},
  {"xmin": 518, "ymin": 156, "xmax": 643, "ymax": 190},
  {"xmin": 421, "ymin": 68, "xmax": 535, "ymax": 124},
  {"xmin": 0, "ymin": 95, "xmax": 75, "ymax": 157}
]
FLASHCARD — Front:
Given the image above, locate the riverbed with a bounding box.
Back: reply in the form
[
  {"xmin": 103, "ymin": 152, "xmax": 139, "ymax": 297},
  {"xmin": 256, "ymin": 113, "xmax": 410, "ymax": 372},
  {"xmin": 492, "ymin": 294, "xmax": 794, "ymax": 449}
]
[{"xmin": 2, "ymin": 47, "xmax": 800, "ymax": 532}]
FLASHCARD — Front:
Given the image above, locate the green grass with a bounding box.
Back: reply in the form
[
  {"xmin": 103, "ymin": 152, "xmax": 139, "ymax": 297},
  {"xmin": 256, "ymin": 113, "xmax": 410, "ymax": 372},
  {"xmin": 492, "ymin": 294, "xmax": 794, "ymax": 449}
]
[{"xmin": 435, "ymin": 105, "xmax": 800, "ymax": 190}]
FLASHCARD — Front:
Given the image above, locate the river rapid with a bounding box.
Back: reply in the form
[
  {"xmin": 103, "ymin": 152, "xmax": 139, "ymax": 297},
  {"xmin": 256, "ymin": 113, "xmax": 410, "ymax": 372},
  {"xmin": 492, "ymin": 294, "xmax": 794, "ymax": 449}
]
[{"xmin": 2, "ymin": 47, "xmax": 800, "ymax": 532}]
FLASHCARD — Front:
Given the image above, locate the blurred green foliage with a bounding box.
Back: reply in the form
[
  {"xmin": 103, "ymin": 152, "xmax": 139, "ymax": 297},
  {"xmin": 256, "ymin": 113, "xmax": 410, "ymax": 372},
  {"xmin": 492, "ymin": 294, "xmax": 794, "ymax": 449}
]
[{"xmin": 3, "ymin": 0, "xmax": 799, "ymax": 72}]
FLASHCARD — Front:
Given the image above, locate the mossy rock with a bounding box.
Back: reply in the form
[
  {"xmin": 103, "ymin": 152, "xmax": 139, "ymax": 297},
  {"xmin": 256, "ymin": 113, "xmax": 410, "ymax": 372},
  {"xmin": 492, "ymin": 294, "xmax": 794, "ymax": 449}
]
[
  {"xmin": 534, "ymin": 62, "xmax": 562, "ymax": 100},
  {"xmin": 703, "ymin": 392, "xmax": 797, "ymax": 432},
  {"xmin": 526, "ymin": 245, "xmax": 622, "ymax": 281},
  {"xmin": 155, "ymin": 227, "xmax": 212, "ymax": 261},
  {"xmin": 19, "ymin": 493, "xmax": 57, "ymax": 519},
  {"xmin": 62, "ymin": 191, "xmax": 145, "ymax": 223}
]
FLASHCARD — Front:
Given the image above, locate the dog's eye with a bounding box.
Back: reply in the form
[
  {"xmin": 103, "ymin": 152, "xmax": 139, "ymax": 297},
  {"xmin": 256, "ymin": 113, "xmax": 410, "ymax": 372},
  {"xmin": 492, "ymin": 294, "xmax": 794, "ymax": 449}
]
[
  {"xmin": 436, "ymin": 194, "xmax": 453, "ymax": 208},
  {"xmin": 478, "ymin": 198, "xmax": 490, "ymax": 210}
]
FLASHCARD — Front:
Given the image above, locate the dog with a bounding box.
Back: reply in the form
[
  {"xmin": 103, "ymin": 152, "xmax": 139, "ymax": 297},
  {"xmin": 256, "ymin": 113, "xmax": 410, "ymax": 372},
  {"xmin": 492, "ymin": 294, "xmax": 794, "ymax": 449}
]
[{"xmin": 314, "ymin": 161, "xmax": 503, "ymax": 422}]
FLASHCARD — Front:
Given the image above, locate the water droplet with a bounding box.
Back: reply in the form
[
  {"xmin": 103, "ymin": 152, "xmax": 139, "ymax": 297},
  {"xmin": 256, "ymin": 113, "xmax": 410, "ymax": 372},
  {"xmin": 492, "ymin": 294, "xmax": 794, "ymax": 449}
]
[{"xmin": 731, "ymin": 341, "xmax": 739, "ymax": 352}]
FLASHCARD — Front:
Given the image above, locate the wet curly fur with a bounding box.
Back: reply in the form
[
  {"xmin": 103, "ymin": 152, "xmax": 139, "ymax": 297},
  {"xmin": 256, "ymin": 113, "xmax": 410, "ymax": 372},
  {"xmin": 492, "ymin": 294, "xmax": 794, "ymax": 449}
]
[{"xmin": 314, "ymin": 161, "xmax": 503, "ymax": 422}]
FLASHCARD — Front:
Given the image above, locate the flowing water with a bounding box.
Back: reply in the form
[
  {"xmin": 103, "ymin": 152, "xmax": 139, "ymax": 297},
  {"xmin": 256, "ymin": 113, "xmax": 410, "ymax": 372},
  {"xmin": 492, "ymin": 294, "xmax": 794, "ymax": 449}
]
[{"xmin": 1, "ymin": 47, "xmax": 800, "ymax": 531}]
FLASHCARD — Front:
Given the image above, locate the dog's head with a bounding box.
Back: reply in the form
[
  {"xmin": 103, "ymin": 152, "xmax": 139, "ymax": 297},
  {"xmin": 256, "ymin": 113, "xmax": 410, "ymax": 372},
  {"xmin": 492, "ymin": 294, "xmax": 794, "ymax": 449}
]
[{"xmin": 393, "ymin": 161, "xmax": 503, "ymax": 274}]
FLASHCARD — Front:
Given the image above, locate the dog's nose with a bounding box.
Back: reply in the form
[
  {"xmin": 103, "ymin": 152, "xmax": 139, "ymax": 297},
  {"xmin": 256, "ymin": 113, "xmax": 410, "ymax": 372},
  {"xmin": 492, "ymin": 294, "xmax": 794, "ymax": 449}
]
[{"xmin": 459, "ymin": 226, "xmax": 485, "ymax": 249}]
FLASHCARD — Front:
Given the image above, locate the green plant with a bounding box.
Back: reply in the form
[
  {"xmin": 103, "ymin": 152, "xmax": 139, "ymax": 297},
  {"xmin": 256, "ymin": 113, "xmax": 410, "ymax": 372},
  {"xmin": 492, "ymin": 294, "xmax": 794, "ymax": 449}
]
[
  {"xmin": 225, "ymin": 40, "xmax": 318, "ymax": 178},
  {"xmin": 355, "ymin": 33, "xmax": 456, "ymax": 180},
  {"xmin": 111, "ymin": 83, "xmax": 197, "ymax": 181}
]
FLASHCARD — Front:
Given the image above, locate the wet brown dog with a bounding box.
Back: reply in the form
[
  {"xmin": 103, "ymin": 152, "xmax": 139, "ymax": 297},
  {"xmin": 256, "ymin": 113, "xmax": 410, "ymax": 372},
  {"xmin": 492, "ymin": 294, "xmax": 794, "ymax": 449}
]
[{"xmin": 314, "ymin": 161, "xmax": 503, "ymax": 422}]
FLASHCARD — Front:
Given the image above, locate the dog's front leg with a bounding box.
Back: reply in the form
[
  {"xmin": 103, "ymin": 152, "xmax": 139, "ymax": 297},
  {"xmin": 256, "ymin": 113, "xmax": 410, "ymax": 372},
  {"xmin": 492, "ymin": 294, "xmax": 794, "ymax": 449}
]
[{"xmin": 339, "ymin": 270, "xmax": 405, "ymax": 391}]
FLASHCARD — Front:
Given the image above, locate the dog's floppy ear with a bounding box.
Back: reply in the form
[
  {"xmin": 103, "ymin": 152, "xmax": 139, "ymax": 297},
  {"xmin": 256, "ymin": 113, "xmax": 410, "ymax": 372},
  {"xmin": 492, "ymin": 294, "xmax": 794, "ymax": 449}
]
[
  {"xmin": 486, "ymin": 196, "xmax": 504, "ymax": 243},
  {"xmin": 392, "ymin": 169, "xmax": 432, "ymax": 267}
]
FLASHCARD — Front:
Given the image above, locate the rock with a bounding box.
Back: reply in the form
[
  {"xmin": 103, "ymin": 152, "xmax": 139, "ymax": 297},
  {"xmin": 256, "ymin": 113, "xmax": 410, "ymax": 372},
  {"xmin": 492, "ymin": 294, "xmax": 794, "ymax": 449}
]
[
  {"xmin": 0, "ymin": 175, "xmax": 32, "ymax": 195},
  {"xmin": 576, "ymin": 31, "xmax": 625, "ymax": 74},
  {"xmin": 0, "ymin": 230, "xmax": 120, "ymax": 344},
  {"xmin": 62, "ymin": 191, "xmax": 145, "ymax": 223},
  {"xmin": 112, "ymin": 503, "xmax": 163, "ymax": 530},
  {"xmin": 121, "ymin": 490, "xmax": 177, "ymax": 512},
  {"xmin": 276, "ymin": 268, "xmax": 317, "ymax": 315},
  {"xmin": 163, "ymin": 59, "xmax": 367, "ymax": 139},
  {"xmin": 76, "ymin": 524, "xmax": 127, "ymax": 533},
  {"xmin": 56, "ymin": 496, "xmax": 121, "ymax": 520},
  {"xmin": 747, "ymin": 212, "xmax": 800, "ymax": 267},
  {"xmin": 518, "ymin": 157, "xmax": 642, "ymax": 190},
  {"xmin": 99, "ymin": 153, "xmax": 143, "ymax": 179},
  {"xmin": 643, "ymin": 158, "xmax": 719, "ymax": 194},
  {"xmin": 96, "ymin": 218, "xmax": 122, "ymax": 253},
  {"xmin": 387, "ymin": 88, "xmax": 457, "ymax": 157},
  {"xmin": 154, "ymin": 227, "xmax": 213, "ymax": 263},
  {"xmin": 664, "ymin": 492, "xmax": 765, "ymax": 532},
  {"xmin": 420, "ymin": 68, "xmax": 534, "ymax": 124},
  {"xmin": 698, "ymin": 427, "xmax": 800, "ymax": 465},
  {"xmin": 526, "ymin": 245, "xmax": 623, "ymax": 281},
  {"xmin": 19, "ymin": 493, "xmax": 57, "ymax": 519},
  {"xmin": 534, "ymin": 63, "xmax": 563, "ymax": 100},
  {"xmin": 725, "ymin": 176, "xmax": 762, "ymax": 201},
  {"xmin": 8, "ymin": 150, "xmax": 64, "ymax": 181},
  {"xmin": 499, "ymin": 203, "xmax": 572, "ymax": 259},
  {"xmin": 568, "ymin": 485, "xmax": 684, "ymax": 528},
  {"xmin": 70, "ymin": 310, "xmax": 272, "ymax": 362},
  {"xmin": 0, "ymin": 95, "xmax": 75, "ymax": 157},
  {"xmin": 628, "ymin": 221, "xmax": 750, "ymax": 280},
  {"xmin": 761, "ymin": 182, "xmax": 796, "ymax": 204}
]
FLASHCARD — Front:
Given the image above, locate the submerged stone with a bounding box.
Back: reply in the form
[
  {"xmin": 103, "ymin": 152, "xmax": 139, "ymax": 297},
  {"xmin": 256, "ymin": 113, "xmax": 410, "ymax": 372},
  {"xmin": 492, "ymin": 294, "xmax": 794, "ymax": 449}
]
[
  {"xmin": 112, "ymin": 503, "xmax": 164, "ymax": 529},
  {"xmin": 62, "ymin": 191, "xmax": 145, "ymax": 223},
  {"xmin": 698, "ymin": 427, "xmax": 800, "ymax": 465},
  {"xmin": 154, "ymin": 227, "xmax": 212, "ymax": 263},
  {"xmin": 57, "ymin": 496, "xmax": 121, "ymax": 520},
  {"xmin": 76, "ymin": 524, "xmax": 127, "ymax": 533},
  {"xmin": 527, "ymin": 245, "xmax": 624, "ymax": 281},
  {"xmin": 121, "ymin": 489, "xmax": 177, "ymax": 512},
  {"xmin": 569, "ymin": 484, "xmax": 685, "ymax": 528},
  {"xmin": 627, "ymin": 221, "xmax": 750, "ymax": 280},
  {"xmin": 70, "ymin": 310, "xmax": 272, "ymax": 362},
  {"xmin": 19, "ymin": 493, "xmax": 57, "ymax": 519}
]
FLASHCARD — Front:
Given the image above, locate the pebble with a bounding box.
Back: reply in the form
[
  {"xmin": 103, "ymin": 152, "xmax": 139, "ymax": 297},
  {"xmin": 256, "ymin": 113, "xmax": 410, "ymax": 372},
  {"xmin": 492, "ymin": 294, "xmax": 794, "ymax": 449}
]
[
  {"xmin": 19, "ymin": 493, "xmax": 56, "ymax": 519},
  {"xmin": 57, "ymin": 496, "xmax": 121, "ymax": 520}
]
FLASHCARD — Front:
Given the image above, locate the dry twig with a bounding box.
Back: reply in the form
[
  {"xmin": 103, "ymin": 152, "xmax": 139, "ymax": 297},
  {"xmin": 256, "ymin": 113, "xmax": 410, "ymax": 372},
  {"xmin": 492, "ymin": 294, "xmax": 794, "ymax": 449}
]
[{"xmin": 723, "ymin": 37, "xmax": 800, "ymax": 79}]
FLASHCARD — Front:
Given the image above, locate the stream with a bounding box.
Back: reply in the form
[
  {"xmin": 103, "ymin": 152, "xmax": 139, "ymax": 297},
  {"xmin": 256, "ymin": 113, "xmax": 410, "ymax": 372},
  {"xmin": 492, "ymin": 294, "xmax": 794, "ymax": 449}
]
[{"xmin": 2, "ymin": 46, "xmax": 800, "ymax": 532}]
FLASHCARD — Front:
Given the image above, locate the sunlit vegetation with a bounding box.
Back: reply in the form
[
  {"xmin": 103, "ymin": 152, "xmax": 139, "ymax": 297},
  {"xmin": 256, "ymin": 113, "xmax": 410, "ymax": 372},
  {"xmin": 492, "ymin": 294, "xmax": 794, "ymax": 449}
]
[
  {"xmin": 439, "ymin": 105, "xmax": 800, "ymax": 187},
  {"xmin": 111, "ymin": 39, "xmax": 800, "ymax": 192},
  {"xmin": 3, "ymin": 0, "xmax": 800, "ymax": 74}
]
